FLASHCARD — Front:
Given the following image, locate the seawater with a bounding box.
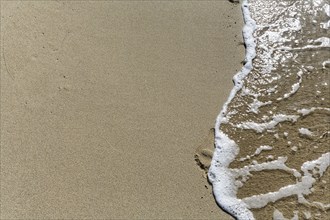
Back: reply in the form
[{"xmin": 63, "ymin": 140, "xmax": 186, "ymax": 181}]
[{"xmin": 208, "ymin": 0, "xmax": 329, "ymax": 219}]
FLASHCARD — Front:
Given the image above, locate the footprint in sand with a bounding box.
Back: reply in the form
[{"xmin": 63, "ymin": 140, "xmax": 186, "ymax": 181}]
[{"xmin": 194, "ymin": 128, "xmax": 215, "ymax": 177}]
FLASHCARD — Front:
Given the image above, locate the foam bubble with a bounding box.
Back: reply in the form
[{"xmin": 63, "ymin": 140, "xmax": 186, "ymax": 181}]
[
  {"xmin": 235, "ymin": 114, "xmax": 299, "ymax": 133},
  {"xmin": 298, "ymin": 128, "xmax": 314, "ymax": 137},
  {"xmin": 209, "ymin": 0, "xmax": 330, "ymax": 219},
  {"xmin": 208, "ymin": 0, "xmax": 257, "ymax": 219}
]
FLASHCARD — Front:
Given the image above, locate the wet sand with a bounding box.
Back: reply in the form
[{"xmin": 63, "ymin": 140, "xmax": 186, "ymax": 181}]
[
  {"xmin": 210, "ymin": 0, "xmax": 330, "ymax": 219},
  {"xmin": 0, "ymin": 1, "xmax": 244, "ymax": 219}
]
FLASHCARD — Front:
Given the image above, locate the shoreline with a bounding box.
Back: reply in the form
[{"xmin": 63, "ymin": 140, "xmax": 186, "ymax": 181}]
[
  {"xmin": 208, "ymin": 0, "xmax": 257, "ymax": 219},
  {"xmin": 208, "ymin": 0, "xmax": 330, "ymax": 219}
]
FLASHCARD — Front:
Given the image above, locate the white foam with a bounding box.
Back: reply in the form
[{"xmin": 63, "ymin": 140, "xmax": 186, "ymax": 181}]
[
  {"xmin": 248, "ymin": 99, "xmax": 272, "ymax": 114},
  {"xmin": 320, "ymin": 20, "xmax": 330, "ymax": 29},
  {"xmin": 291, "ymin": 146, "xmax": 298, "ymax": 152},
  {"xmin": 208, "ymin": 0, "xmax": 257, "ymax": 219},
  {"xmin": 267, "ymin": 155, "xmax": 274, "ymax": 160},
  {"xmin": 291, "ymin": 212, "xmax": 299, "ymax": 220},
  {"xmin": 303, "ymin": 211, "xmax": 312, "ymax": 219},
  {"xmin": 242, "ymin": 153, "xmax": 330, "ymax": 209},
  {"xmin": 298, "ymin": 128, "xmax": 314, "ymax": 137},
  {"xmin": 297, "ymin": 107, "xmax": 330, "ymax": 116},
  {"xmin": 209, "ymin": 0, "xmax": 329, "ymax": 219},
  {"xmin": 322, "ymin": 60, "xmax": 330, "ymax": 69},
  {"xmin": 254, "ymin": 145, "xmax": 272, "ymax": 155},
  {"xmin": 278, "ymin": 37, "xmax": 330, "ymax": 51},
  {"xmin": 277, "ymin": 71, "xmax": 303, "ymax": 100},
  {"xmin": 239, "ymin": 145, "xmax": 273, "ymax": 161},
  {"xmin": 273, "ymin": 209, "xmax": 286, "ymax": 220},
  {"xmin": 323, "ymin": 3, "xmax": 330, "ymax": 16},
  {"xmin": 235, "ymin": 114, "xmax": 299, "ymax": 133},
  {"xmin": 235, "ymin": 157, "xmax": 301, "ymax": 180}
]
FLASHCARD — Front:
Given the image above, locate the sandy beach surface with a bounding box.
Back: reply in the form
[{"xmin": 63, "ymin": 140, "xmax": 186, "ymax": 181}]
[{"xmin": 1, "ymin": 1, "xmax": 243, "ymax": 219}]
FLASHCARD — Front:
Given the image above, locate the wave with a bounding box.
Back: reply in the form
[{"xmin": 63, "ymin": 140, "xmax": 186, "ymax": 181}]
[{"xmin": 209, "ymin": 0, "xmax": 330, "ymax": 219}]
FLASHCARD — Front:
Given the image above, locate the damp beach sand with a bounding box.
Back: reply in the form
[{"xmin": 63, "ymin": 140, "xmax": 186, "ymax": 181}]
[
  {"xmin": 208, "ymin": 0, "xmax": 330, "ymax": 219},
  {"xmin": 0, "ymin": 1, "xmax": 244, "ymax": 219}
]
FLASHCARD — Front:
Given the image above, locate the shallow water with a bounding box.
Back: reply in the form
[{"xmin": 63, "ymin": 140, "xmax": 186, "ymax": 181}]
[{"xmin": 209, "ymin": 0, "xmax": 329, "ymax": 219}]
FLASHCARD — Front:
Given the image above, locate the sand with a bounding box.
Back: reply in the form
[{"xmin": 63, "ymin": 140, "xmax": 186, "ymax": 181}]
[{"xmin": 0, "ymin": 1, "xmax": 244, "ymax": 219}]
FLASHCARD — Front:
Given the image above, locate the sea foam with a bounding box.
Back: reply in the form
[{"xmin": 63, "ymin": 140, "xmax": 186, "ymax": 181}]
[
  {"xmin": 209, "ymin": 0, "xmax": 330, "ymax": 219},
  {"xmin": 208, "ymin": 0, "xmax": 257, "ymax": 219}
]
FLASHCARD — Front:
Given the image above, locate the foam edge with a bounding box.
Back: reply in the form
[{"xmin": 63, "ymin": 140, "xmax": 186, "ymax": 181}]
[{"xmin": 208, "ymin": 0, "xmax": 257, "ymax": 219}]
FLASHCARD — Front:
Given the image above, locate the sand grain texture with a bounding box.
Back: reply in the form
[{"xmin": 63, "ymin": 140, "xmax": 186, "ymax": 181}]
[{"xmin": 0, "ymin": 1, "xmax": 243, "ymax": 219}]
